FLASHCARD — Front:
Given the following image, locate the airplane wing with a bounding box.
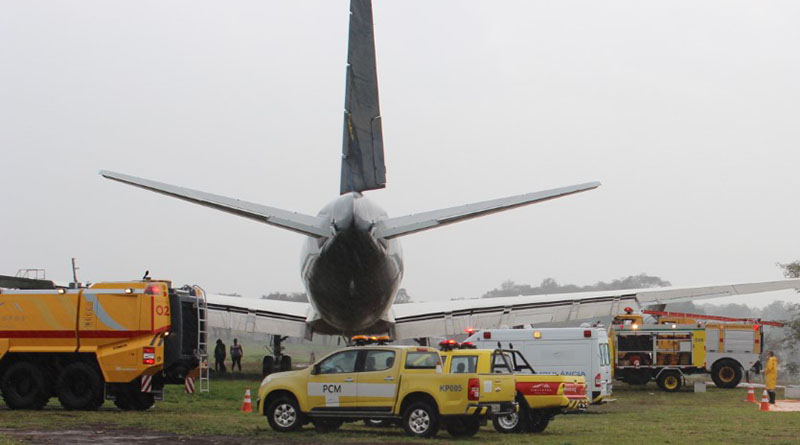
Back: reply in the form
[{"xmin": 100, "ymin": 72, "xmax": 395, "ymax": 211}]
[
  {"xmin": 100, "ymin": 170, "xmax": 331, "ymax": 238},
  {"xmin": 205, "ymin": 293, "xmax": 311, "ymax": 339},
  {"xmin": 389, "ymin": 279, "xmax": 800, "ymax": 339},
  {"xmin": 373, "ymin": 182, "xmax": 601, "ymax": 239}
]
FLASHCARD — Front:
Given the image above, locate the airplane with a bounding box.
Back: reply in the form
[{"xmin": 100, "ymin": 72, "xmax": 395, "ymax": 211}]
[{"xmin": 101, "ymin": 0, "xmax": 800, "ymax": 370}]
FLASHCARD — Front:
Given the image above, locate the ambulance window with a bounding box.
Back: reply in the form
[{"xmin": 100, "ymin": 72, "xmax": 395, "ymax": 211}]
[
  {"xmin": 318, "ymin": 350, "xmax": 359, "ymax": 374},
  {"xmin": 450, "ymin": 356, "xmax": 477, "ymax": 374},
  {"xmin": 405, "ymin": 351, "xmax": 439, "ymax": 369},
  {"xmin": 364, "ymin": 350, "xmax": 396, "ymax": 372}
]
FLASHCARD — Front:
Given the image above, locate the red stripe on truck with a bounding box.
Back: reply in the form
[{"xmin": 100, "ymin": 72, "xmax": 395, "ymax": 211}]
[{"xmin": 0, "ymin": 325, "xmax": 170, "ymax": 339}]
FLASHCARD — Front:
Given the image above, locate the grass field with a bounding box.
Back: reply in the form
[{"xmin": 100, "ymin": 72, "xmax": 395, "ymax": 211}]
[{"xmin": 2, "ymin": 377, "xmax": 799, "ymax": 444}]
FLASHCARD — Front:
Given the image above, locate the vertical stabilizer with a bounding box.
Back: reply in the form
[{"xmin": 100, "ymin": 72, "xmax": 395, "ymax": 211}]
[{"xmin": 340, "ymin": 0, "xmax": 386, "ymax": 195}]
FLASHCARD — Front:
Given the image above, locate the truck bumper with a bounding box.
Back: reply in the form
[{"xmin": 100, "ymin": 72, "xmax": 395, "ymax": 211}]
[{"xmin": 466, "ymin": 401, "xmax": 517, "ymax": 417}]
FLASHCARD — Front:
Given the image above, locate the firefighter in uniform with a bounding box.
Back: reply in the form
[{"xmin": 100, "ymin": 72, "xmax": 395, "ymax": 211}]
[{"xmin": 765, "ymin": 350, "xmax": 778, "ymax": 404}]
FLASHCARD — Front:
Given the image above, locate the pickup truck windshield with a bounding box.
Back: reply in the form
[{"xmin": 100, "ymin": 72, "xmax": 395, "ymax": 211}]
[{"xmin": 405, "ymin": 351, "xmax": 439, "ymax": 369}]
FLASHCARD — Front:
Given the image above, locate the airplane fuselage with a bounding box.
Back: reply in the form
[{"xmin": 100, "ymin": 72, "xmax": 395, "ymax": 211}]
[{"xmin": 300, "ymin": 192, "xmax": 403, "ymax": 335}]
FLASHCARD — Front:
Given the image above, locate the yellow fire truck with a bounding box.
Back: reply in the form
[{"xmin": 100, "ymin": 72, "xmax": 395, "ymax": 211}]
[
  {"xmin": 0, "ymin": 277, "xmax": 207, "ymax": 410},
  {"xmin": 609, "ymin": 308, "xmax": 779, "ymax": 391}
]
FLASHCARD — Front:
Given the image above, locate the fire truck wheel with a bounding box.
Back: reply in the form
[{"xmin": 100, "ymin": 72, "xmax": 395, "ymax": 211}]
[
  {"xmin": 711, "ymin": 359, "xmax": 742, "ymax": 389},
  {"xmin": 657, "ymin": 371, "xmax": 682, "ymax": 392},
  {"xmin": 262, "ymin": 356, "xmax": 275, "ymax": 377},
  {"xmin": 267, "ymin": 396, "xmax": 305, "ymax": 432},
  {"xmin": 0, "ymin": 361, "xmax": 49, "ymax": 410},
  {"xmin": 446, "ymin": 417, "xmax": 481, "ymax": 437},
  {"xmin": 526, "ymin": 410, "xmax": 550, "ymax": 433},
  {"xmin": 57, "ymin": 362, "xmax": 104, "ymax": 411},
  {"xmin": 114, "ymin": 383, "xmax": 155, "ymax": 411},
  {"xmin": 279, "ymin": 355, "xmax": 292, "ymax": 372},
  {"xmin": 402, "ymin": 401, "xmax": 440, "ymax": 438}
]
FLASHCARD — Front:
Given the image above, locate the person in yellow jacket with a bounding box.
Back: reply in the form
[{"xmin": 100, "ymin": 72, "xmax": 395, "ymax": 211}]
[{"xmin": 765, "ymin": 351, "xmax": 778, "ymax": 404}]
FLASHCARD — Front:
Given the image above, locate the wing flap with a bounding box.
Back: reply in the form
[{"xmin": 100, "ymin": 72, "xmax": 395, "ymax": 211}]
[
  {"xmin": 374, "ymin": 182, "xmax": 601, "ymax": 239},
  {"xmin": 100, "ymin": 170, "xmax": 331, "ymax": 238}
]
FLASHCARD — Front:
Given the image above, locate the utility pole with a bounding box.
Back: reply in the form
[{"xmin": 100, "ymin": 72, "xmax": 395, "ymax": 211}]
[{"xmin": 71, "ymin": 257, "xmax": 79, "ymax": 285}]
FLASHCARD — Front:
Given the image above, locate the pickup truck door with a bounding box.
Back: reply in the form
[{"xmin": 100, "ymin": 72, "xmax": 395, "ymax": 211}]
[
  {"xmin": 356, "ymin": 349, "xmax": 399, "ymax": 409},
  {"xmin": 307, "ymin": 350, "xmax": 359, "ymax": 409}
]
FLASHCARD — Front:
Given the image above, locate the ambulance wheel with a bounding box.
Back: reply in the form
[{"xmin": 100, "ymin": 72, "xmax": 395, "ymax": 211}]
[
  {"xmin": 446, "ymin": 417, "xmax": 481, "ymax": 437},
  {"xmin": 0, "ymin": 361, "xmax": 49, "ymax": 410},
  {"xmin": 57, "ymin": 362, "xmax": 104, "ymax": 411},
  {"xmin": 313, "ymin": 419, "xmax": 343, "ymax": 433},
  {"xmin": 402, "ymin": 401, "xmax": 440, "ymax": 438},
  {"xmin": 279, "ymin": 355, "xmax": 292, "ymax": 372},
  {"xmin": 711, "ymin": 359, "xmax": 742, "ymax": 389},
  {"xmin": 267, "ymin": 396, "xmax": 304, "ymax": 432},
  {"xmin": 657, "ymin": 371, "xmax": 682, "ymax": 392},
  {"xmin": 262, "ymin": 356, "xmax": 275, "ymax": 377},
  {"xmin": 526, "ymin": 410, "xmax": 550, "ymax": 433}
]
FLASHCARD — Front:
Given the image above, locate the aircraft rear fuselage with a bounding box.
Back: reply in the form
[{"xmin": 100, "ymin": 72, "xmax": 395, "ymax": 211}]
[{"xmin": 300, "ymin": 192, "xmax": 403, "ymax": 334}]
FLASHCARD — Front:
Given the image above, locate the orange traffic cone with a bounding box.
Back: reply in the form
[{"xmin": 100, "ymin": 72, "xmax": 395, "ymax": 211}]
[
  {"xmin": 745, "ymin": 384, "xmax": 756, "ymax": 403},
  {"xmin": 759, "ymin": 389, "xmax": 770, "ymax": 412},
  {"xmin": 241, "ymin": 388, "xmax": 253, "ymax": 413}
]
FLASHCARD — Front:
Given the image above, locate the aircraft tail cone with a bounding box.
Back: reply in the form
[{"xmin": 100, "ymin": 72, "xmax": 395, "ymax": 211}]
[
  {"xmin": 760, "ymin": 390, "xmax": 770, "ymax": 411},
  {"xmin": 241, "ymin": 388, "xmax": 253, "ymax": 413}
]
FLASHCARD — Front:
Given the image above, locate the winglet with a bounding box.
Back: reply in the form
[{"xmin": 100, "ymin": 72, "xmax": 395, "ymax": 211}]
[{"xmin": 100, "ymin": 170, "xmax": 331, "ymax": 238}]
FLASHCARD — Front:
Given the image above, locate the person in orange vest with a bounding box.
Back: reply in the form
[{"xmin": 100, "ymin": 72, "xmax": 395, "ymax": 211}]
[{"xmin": 765, "ymin": 350, "xmax": 778, "ymax": 404}]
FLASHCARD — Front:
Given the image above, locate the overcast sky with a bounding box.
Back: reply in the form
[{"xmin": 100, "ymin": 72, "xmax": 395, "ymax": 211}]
[{"xmin": 1, "ymin": 0, "xmax": 799, "ymax": 308}]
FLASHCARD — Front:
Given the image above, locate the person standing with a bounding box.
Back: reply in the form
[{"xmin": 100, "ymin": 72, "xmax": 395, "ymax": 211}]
[
  {"xmin": 230, "ymin": 338, "xmax": 244, "ymax": 372},
  {"xmin": 214, "ymin": 339, "xmax": 226, "ymax": 373},
  {"xmin": 765, "ymin": 350, "xmax": 778, "ymax": 404}
]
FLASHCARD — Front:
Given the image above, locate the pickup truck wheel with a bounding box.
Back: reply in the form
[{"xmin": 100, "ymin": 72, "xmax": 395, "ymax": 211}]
[
  {"xmin": 0, "ymin": 361, "xmax": 49, "ymax": 410},
  {"xmin": 446, "ymin": 417, "xmax": 481, "ymax": 437},
  {"xmin": 267, "ymin": 397, "xmax": 304, "ymax": 432},
  {"xmin": 57, "ymin": 362, "xmax": 104, "ymax": 411},
  {"xmin": 526, "ymin": 410, "xmax": 550, "ymax": 433},
  {"xmin": 364, "ymin": 418, "xmax": 393, "ymax": 427},
  {"xmin": 493, "ymin": 411, "xmax": 525, "ymax": 433},
  {"xmin": 402, "ymin": 402, "xmax": 440, "ymax": 438},
  {"xmin": 313, "ymin": 419, "xmax": 343, "ymax": 433}
]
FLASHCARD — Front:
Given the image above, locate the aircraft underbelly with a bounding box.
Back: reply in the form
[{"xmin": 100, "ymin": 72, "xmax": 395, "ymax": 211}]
[{"xmin": 305, "ymin": 229, "xmax": 401, "ymax": 333}]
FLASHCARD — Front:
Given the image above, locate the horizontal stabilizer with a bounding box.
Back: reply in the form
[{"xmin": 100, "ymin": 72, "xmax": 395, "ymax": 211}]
[
  {"xmin": 100, "ymin": 170, "xmax": 331, "ymax": 238},
  {"xmin": 373, "ymin": 182, "xmax": 601, "ymax": 239}
]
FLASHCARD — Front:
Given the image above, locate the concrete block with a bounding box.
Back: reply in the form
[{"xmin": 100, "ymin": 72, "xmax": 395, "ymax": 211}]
[
  {"xmin": 786, "ymin": 386, "xmax": 800, "ymax": 399},
  {"xmin": 694, "ymin": 381, "xmax": 706, "ymax": 393}
]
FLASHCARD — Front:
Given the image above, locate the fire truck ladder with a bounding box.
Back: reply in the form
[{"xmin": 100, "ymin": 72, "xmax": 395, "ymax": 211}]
[
  {"xmin": 193, "ymin": 285, "xmax": 210, "ymax": 393},
  {"xmin": 642, "ymin": 310, "xmax": 785, "ymax": 327}
]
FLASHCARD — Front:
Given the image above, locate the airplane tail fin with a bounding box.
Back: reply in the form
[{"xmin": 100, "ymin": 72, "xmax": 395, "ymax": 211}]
[
  {"xmin": 340, "ymin": 0, "xmax": 386, "ymax": 195},
  {"xmin": 373, "ymin": 182, "xmax": 601, "ymax": 239}
]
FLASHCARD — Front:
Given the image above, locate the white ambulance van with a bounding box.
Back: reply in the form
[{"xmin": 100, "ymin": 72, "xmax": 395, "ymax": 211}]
[{"xmin": 464, "ymin": 326, "xmax": 613, "ymax": 403}]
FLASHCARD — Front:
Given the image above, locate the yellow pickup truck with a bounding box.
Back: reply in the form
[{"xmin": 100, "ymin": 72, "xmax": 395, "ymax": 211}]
[
  {"xmin": 256, "ymin": 342, "xmax": 516, "ymax": 438},
  {"xmin": 440, "ymin": 344, "xmax": 587, "ymax": 434}
]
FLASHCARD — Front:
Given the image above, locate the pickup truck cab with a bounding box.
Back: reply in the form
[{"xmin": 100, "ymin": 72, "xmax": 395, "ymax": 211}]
[{"xmin": 257, "ymin": 342, "xmax": 516, "ymax": 438}]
